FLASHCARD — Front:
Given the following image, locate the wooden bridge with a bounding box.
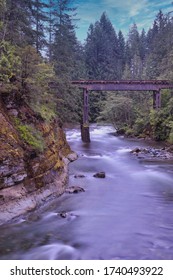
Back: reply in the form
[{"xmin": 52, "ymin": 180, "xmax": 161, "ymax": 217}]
[{"xmin": 72, "ymin": 80, "xmax": 173, "ymax": 142}]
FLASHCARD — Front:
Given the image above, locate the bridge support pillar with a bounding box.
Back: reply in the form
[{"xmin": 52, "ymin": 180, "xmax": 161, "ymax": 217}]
[
  {"xmin": 153, "ymin": 90, "xmax": 161, "ymax": 109},
  {"xmin": 81, "ymin": 123, "xmax": 90, "ymax": 142},
  {"xmin": 81, "ymin": 88, "xmax": 90, "ymax": 142}
]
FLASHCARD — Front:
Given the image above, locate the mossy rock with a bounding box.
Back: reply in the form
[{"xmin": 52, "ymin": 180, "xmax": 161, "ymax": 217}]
[
  {"xmin": 53, "ymin": 158, "xmax": 64, "ymax": 170},
  {"xmin": 13, "ymin": 117, "xmax": 45, "ymax": 152}
]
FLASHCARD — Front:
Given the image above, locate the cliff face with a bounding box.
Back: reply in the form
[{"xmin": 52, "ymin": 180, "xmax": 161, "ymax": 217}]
[{"xmin": 0, "ymin": 94, "xmax": 77, "ymax": 224}]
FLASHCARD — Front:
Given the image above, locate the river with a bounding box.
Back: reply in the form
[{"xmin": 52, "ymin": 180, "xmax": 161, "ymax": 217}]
[{"xmin": 0, "ymin": 125, "xmax": 173, "ymax": 260}]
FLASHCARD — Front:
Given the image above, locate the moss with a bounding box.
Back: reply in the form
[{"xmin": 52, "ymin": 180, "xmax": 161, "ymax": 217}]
[
  {"xmin": 14, "ymin": 118, "xmax": 45, "ymax": 152},
  {"xmin": 57, "ymin": 128, "xmax": 72, "ymax": 156},
  {"xmin": 54, "ymin": 158, "xmax": 64, "ymax": 170},
  {"xmin": 20, "ymin": 125, "xmax": 45, "ymax": 152},
  {"xmin": 0, "ymin": 110, "xmax": 24, "ymax": 162}
]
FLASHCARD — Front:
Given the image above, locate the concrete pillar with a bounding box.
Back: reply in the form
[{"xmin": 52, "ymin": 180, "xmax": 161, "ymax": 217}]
[
  {"xmin": 153, "ymin": 90, "xmax": 161, "ymax": 109},
  {"xmin": 81, "ymin": 88, "xmax": 90, "ymax": 142}
]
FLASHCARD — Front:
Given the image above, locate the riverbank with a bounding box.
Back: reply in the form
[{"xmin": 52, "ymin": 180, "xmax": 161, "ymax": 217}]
[
  {"xmin": 113, "ymin": 129, "xmax": 173, "ymax": 161},
  {"xmin": 0, "ymin": 152, "xmax": 77, "ymax": 225},
  {"xmin": 0, "ymin": 93, "xmax": 78, "ymax": 225},
  {"xmin": 130, "ymin": 146, "xmax": 173, "ymax": 162}
]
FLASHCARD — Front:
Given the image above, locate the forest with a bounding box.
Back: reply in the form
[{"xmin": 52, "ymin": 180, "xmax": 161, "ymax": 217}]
[{"xmin": 1, "ymin": 0, "xmax": 173, "ymax": 142}]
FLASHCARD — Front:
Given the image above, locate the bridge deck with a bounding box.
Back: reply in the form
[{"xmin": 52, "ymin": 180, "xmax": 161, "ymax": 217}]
[
  {"xmin": 72, "ymin": 80, "xmax": 173, "ymax": 91},
  {"xmin": 72, "ymin": 80, "xmax": 170, "ymax": 84}
]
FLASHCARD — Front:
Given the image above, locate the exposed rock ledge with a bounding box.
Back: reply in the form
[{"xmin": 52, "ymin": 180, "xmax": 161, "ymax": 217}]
[
  {"xmin": 0, "ymin": 94, "xmax": 78, "ymax": 225},
  {"xmin": 0, "ymin": 153, "xmax": 77, "ymax": 225}
]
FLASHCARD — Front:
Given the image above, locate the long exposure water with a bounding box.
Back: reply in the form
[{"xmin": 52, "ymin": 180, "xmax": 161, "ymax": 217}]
[{"xmin": 1, "ymin": 125, "xmax": 173, "ymax": 259}]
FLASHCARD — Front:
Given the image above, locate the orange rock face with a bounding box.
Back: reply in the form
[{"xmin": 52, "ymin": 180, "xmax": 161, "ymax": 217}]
[{"xmin": 0, "ymin": 95, "xmax": 76, "ymax": 223}]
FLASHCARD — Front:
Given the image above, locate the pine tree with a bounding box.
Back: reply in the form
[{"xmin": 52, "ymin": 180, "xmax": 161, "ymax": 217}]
[
  {"xmin": 117, "ymin": 30, "xmax": 126, "ymax": 78},
  {"xmin": 49, "ymin": 0, "xmax": 82, "ymax": 122},
  {"xmin": 0, "ymin": 0, "xmax": 6, "ymax": 40},
  {"xmin": 30, "ymin": 0, "xmax": 49, "ymax": 53},
  {"xmin": 85, "ymin": 12, "xmax": 119, "ymax": 80},
  {"xmin": 128, "ymin": 23, "xmax": 140, "ymax": 56},
  {"xmin": 2, "ymin": 0, "xmax": 33, "ymax": 46},
  {"xmin": 145, "ymin": 10, "xmax": 173, "ymax": 79},
  {"xmin": 47, "ymin": 0, "xmax": 55, "ymax": 61},
  {"xmin": 139, "ymin": 29, "xmax": 147, "ymax": 62},
  {"xmin": 156, "ymin": 10, "xmax": 167, "ymax": 31},
  {"xmin": 125, "ymin": 41, "xmax": 132, "ymax": 67},
  {"xmin": 84, "ymin": 23, "xmax": 98, "ymax": 78},
  {"xmin": 51, "ymin": 0, "xmax": 77, "ymax": 77},
  {"xmin": 125, "ymin": 23, "xmax": 144, "ymax": 79}
]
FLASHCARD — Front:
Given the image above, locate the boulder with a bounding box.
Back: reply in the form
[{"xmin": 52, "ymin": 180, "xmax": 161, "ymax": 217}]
[
  {"xmin": 59, "ymin": 211, "xmax": 67, "ymax": 218},
  {"xmin": 58, "ymin": 211, "xmax": 78, "ymax": 221},
  {"xmin": 67, "ymin": 153, "xmax": 78, "ymax": 162},
  {"xmin": 130, "ymin": 148, "xmax": 141, "ymax": 153},
  {"xmin": 93, "ymin": 172, "xmax": 106, "ymax": 178},
  {"xmin": 65, "ymin": 186, "xmax": 85, "ymax": 194},
  {"xmin": 74, "ymin": 174, "xmax": 85, "ymax": 178},
  {"xmin": 27, "ymin": 213, "xmax": 40, "ymax": 222}
]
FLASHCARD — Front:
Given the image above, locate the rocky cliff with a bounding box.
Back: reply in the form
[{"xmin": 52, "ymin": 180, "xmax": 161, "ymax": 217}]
[{"xmin": 0, "ymin": 94, "xmax": 77, "ymax": 224}]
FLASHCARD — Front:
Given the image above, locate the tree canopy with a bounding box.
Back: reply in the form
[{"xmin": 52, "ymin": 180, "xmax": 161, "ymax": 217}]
[{"xmin": 1, "ymin": 3, "xmax": 173, "ymax": 142}]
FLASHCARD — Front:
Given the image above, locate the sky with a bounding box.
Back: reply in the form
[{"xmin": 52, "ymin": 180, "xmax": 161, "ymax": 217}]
[{"xmin": 73, "ymin": 0, "xmax": 173, "ymax": 42}]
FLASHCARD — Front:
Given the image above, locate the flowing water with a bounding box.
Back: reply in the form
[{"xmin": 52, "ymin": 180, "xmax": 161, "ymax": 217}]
[{"xmin": 1, "ymin": 125, "xmax": 173, "ymax": 260}]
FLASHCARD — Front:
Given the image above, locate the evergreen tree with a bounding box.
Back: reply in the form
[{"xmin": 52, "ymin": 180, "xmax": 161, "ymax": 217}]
[
  {"xmin": 47, "ymin": 0, "xmax": 55, "ymax": 60},
  {"xmin": 139, "ymin": 29, "xmax": 147, "ymax": 62},
  {"xmin": 147, "ymin": 20, "xmax": 158, "ymax": 54},
  {"xmin": 145, "ymin": 10, "xmax": 173, "ymax": 79},
  {"xmin": 117, "ymin": 30, "xmax": 126, "ymax": 78},
  {"xmin": 126, "ymin": 24, "xmax": 143, "ymax": 79},
  {"xmin": 156, "ymin": 10, "xmax": 167, "ymax": 31},
  {"xmin": 159, "ymin": 48, "xmax": 173, "ymax": 81},
  {"xmin": 51, "ymin": 0, "xmax": 77, "ymax": 77},
  {"xmin": 84, "ymin": 23, "xmax": 98, "ymax": 78},
  {"xmin": 0, "ymin": 0, "xmax": 6, "ymax": 40},
  {"xmin": 85, "ymin": 12, "xmax": 119, "ymax": 80},
  {"xmin": 124, "ymin": 41, "xmax": 132, "ymax": 67},
  {"xmin": 49, "ymin": 0, "xmax": 82, "ymax": 122},
  {"xmin": 128, "ymin": 23, "xmax": 140, "ymax": 57},
  {"xmin": 30, "ymin": 0, "xmax": 49, "ymax": 53},
  {"xmin": 2, "ymin": 0, "xmax": 33, "ymax": 46},
  {"xmin": 85, "ymin": 13, "xmax": 120, "ymax": 121}
]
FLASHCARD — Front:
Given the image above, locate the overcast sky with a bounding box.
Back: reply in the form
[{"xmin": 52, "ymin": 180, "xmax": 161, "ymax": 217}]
[{"xmin": 73, "ymin": 0, "xmax": 173, "ymax": 42}]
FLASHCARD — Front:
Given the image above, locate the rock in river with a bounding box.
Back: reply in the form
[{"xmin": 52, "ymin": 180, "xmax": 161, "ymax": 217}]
[
  {"xmin": 65, "ymin": 186, "xmax": 85, "ymax": 194},
  {"xmin": 93, "ymin": 172, "xmax": 106, "ymax": 178},
  {"xmin": 130, "ymin": 148, "xmax": 141, "ymax": 154},
  {"xmin": 74, "ymin": 174, "xmax": 85, "ymax": 178},
  {"xmin": 59, "ymin": 211, "xmax": 67, "ymax": 218},
  {"xmin": 58, "ymin": 211, "xmax": 78, "ymax": 221}
]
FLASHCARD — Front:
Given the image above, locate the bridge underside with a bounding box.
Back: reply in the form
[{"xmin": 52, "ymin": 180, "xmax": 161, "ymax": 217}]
[{"xmin": 72, "ymin": 80, "xmax": 173, "ymax": 142}]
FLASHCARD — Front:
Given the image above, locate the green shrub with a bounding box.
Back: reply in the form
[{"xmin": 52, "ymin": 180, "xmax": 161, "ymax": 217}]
[
  {"xmin": 125, "ymin": 128, "xmax": 134, "ymax": 137},
  {"xmin": 168, "ymin": 132, "xmax": 173, "ymax": 144},
  {"xmin": 30, "ymin": 103, "xmax": 56, "ymax": 122},
  {"xmin": 0, "ymin": 41, "xmax": 21, "ymax": 82},
  {"xmin": 133, "ymin": 117, "xmax": 146, "ymax": 135},
  {"xmin": 168, "ymin": 121, "xmax": 173, "ymax": 144}
]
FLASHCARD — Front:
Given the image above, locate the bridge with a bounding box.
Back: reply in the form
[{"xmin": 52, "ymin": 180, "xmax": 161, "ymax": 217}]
[{"xmin": 72, "ymin": 80, "xmax": 173, "ymax": 142}]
